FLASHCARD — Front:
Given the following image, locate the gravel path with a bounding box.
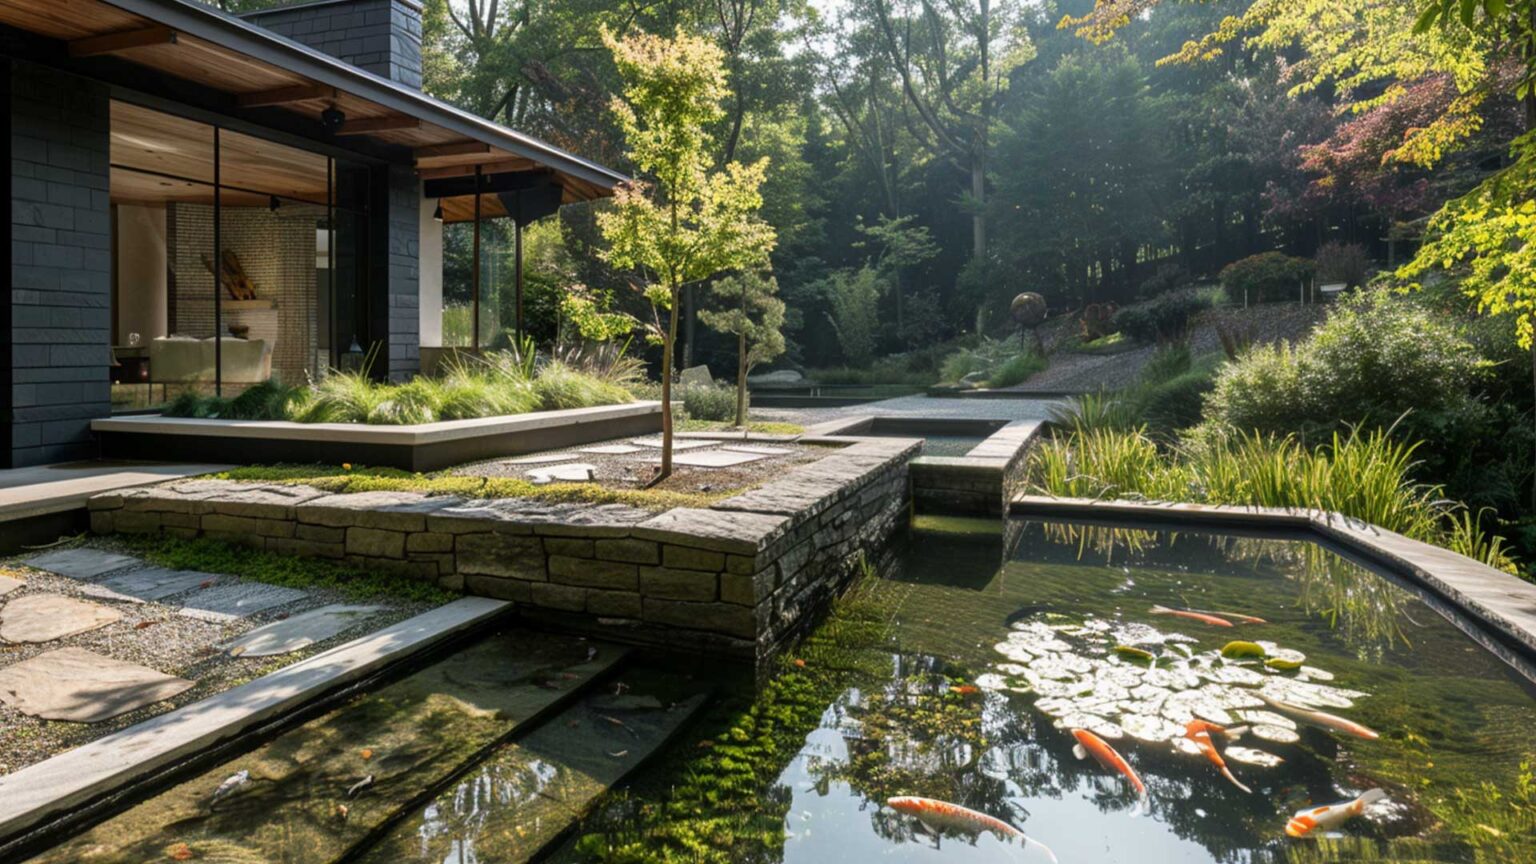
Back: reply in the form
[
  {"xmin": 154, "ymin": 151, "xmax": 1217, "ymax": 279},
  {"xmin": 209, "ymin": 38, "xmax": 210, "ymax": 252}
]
[{"xmin": 0, "ymin": 543, "xmax": 426, "ymax": 776}]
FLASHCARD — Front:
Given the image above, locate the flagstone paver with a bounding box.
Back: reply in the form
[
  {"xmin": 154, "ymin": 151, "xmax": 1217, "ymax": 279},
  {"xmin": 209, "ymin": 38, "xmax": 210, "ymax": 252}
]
[
  {"xmin": 23, "ymin": 549, "xmax": 140, "ymax": 580},
  {"xmin": 0, "ymin": 648, "xmax": 193, "ymax": 723},
  {"xmin": 505, "ymin": 453, "xmax": 576, "ymax": 465},
  {"xmin": 629, "ymin": 437, "xmax": 713, "ymax": 450},
  {"xmin": 0, "ymin": 594, "xmax": 123, "ymax": 643},
  {"xmin": 578, "ymin": 443, "xmax": 646, "ymax": 455},
  {"xmin": 722, "ymin": 444, "xmax": 794, "ymax": 456},
  {"xmin": 528, "ymin": 463, "xmax": 598, "ymax": 483},
  {"xmin": 176, "ymin": 582, "xmax": 310, "ymax": 623},
  {"xmin": 82, "ymin": 568, "xmax": 218, "ymax": 604},
  {"xmin": 648, "ymin": 450, "xmax": 768, "ymax": 469},
  {"xmin": 221, "ymin": 604, "xmax": 384, "ymax": 657},
  {"xmin": 0, "ymin": 575, "xmax": 23, "ymax": 597}
]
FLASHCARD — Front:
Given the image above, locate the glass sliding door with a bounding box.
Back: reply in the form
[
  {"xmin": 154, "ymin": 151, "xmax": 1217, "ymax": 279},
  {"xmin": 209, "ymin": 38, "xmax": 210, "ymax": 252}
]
[{"xmin": 107, "ymin": 100, "xmax": 374, "ymax": 409}]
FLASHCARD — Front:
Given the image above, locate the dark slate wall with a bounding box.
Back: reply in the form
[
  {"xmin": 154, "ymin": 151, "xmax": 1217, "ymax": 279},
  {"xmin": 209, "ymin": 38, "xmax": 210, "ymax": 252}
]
[
  {"xmin": 244, "ymin": 0, "xmax": 423, "ymax": 90},
  {"xmin": 6, "ymin": 60, "xmax": 111, "ymax": 468},
  {"xmin": 377, "ymin": 163, "xmax": 419, "ymax": 381}
]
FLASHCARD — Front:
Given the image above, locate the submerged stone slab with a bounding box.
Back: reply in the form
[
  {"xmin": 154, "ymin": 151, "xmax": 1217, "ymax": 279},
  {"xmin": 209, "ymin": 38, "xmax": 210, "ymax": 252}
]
[
  {"xmin": 0, "ymin": 575, "xmax": 23, "ymax": 597},
  {"xmin": 579, "ymin": 443, "xmax": 645, "ymax": 455},
  {"xmin": 0, "ymin": 594, "xmax": 123, "ymax": 643},
  {"xmin": 222, "ymin": 604, "xmax": 384, "ymax": 657},
  {"xmin": 23, "ymin": 549, "xmax": 140, "ymax": 580},
  {"xmin": 722, "ymin": 444, "xmax": 794, "ymax": 456},
  {"xmin": 176, "ymin": 582, "xmax": 310, "ymax": 623},
  {"xmin": 86, "ymin": 568, "xmax": 217, "ymax": 603},
  {"xmin": 648, "ymin": 450, "xmax": 767, "ymax": 469},
  {"xmin": 0, "ymin": 648, "xmax": 193, "ymax": 723},
  {"xmin": 629, "ymin": 437, "xmax": 713, "ymax": 450}
]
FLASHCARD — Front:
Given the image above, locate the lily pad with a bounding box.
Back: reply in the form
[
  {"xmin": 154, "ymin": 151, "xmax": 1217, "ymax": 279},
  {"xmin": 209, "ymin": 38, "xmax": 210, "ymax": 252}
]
[
  {"xmin": 1220, "ymin": 641, "xmax": 1266, "ymax": 660},
  {"xmin": 1224, "ymin": 746, "xmax": 1285, "ymax": 767}
]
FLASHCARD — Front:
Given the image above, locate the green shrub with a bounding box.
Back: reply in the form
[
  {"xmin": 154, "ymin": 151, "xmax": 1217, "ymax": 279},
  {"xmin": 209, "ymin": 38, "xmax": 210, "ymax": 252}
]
[
  {"xmin": 225, "ymin": 380, "xmax": 304, "ymax": 420},
  {"xmin": 1199, "ymin": 290, "xmax": 1484, "ymax": 446},
  {"xmin": 680, "ymin": 383, "xmax": 741, "ymax": 422},
  {"xmin": 1139, "ymin": 368, "xmax": 1215, "ymax": 433},
  {"xmin": 1111, "ymin": 289, "xmax": 1212, "ymax": 342},
  {"xmin": 987, "ymin": 352, "xmax": 1047, "ymax": 388},
  {"xmin": 940, "ymin": 349, "xmax": 986, "ymax": 383},
  {"xmin": 1219, "ymin": 251, "xmax": 1314, "ymax": 303},
  {"xmin": 1314, "ymin": 241, "xmax": 1372, "ymax": 288},
  {"xmin": 1140, "ymin": 344, "xmax": 1192, "ymax": 385},
  {"xmin": 1138, "ymin": 263, "xmax": 1191, "ymax": 299}
]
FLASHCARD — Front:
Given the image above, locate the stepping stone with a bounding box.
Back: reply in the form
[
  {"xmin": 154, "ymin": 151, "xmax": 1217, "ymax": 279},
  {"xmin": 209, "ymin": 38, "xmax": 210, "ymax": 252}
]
[
  {"xmin": 79, "ymin": 568, "xmax": 217, "ymax": 604},
  {"xmin": 722, "ymin": 444, "xmax": 793, "ymax": 456},
  {"xmin": 23, "ymin": 549, "xmax": 140, "ymax": 580},
  {"xmin": 0, "ymin": 594, "xmax": 123, "ymax": 643},
  {"xmin": 646, "ymin": 450, "xmax": 767, "ymax": 468},
  {"xmin": 0, "ymin": 647, "xmax": 193, "ymax": 723},
  {"xmin": 629, "ymin": 437, "xmax": 713, "ymax": 450},
  {"xmin": 527, "ymin": 463, "xmax": 597, "ymax": 484},
  {"xmin": 176, "ymin": 583, "xmax": 309, "ymax": 623},
  {"xmin": 0, "ymin": 574, "xmax": 23, "ymax": 597},
  {"xmin": 578, "ymin": 443, "xmax": 645, "ymax": 455},
  {"xmin": 505, "ymin": 453, "xmax": 574, "ymax": 465},
  {"xmin": 221, "ymin": 604, "xmax": 384, "ymax": 657}
]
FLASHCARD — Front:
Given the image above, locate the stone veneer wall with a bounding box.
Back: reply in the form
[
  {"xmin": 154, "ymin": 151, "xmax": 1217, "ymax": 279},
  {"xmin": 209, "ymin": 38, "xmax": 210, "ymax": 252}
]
[
  {"xmin": 167, "ymin": 204, "xmax": 318, "ymax": 384},
  {"xmin": 88, "ymin": 438, "xmax": 918, "ymax": 658},
  {"xmin": 908, "ymin": 421, "xmax": 1041, "ymax": 516}
]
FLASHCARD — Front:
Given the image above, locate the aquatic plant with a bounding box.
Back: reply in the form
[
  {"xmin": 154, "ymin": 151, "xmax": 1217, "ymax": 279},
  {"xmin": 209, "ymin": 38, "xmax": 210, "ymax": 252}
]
[{"xmin": 1028, "ymin": 424, "xmax": 1520, "ymax": 575}]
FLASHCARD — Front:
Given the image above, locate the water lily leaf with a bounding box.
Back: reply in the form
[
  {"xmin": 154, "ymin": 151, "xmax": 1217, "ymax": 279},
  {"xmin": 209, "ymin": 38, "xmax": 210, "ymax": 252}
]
[
  {"xmin": 1224, "ymin": 746, "xmax": 1286, "ymax": 767},
  {"xmin": 1220, "ymin": 641, "xmax": 1266, "ymax": 660}
]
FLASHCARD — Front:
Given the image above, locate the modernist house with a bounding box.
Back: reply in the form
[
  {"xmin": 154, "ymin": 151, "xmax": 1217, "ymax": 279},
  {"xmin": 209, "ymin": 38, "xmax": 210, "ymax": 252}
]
[{"xmin": 1, "ymin": 0, "xmax": 625, "ymax": 468}]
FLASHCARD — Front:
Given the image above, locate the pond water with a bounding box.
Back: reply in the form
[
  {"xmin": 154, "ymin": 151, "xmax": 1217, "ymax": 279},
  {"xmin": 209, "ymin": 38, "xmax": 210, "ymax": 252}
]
[
  {"xmin": 23, "ymin": 519, "xmax": 1536, "ymax": 863},
  {"xmin": 763, "ymin": 521, "xmax": 1536, "ymax": 863}
]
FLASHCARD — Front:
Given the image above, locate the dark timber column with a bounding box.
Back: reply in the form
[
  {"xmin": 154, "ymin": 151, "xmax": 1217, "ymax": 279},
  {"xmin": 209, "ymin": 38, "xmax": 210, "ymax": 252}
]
[{"xmin": 6, "ymin": 61, "xmax": 111, "ymax": 467}]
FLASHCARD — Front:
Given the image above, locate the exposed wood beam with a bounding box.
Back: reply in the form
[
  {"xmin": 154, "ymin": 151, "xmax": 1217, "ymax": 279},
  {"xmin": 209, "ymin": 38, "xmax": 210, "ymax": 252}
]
[
  {"xmin": 236, "ymin": 84, "xmax": 337, "ymax": 108},
  {"xmin": 68, "ymin": 26, "xmax": 177, "ymax": 58},
  {"xmin": 415, "ymin": 140, "xmax": 491, "ymax": 162},
  {"xmin": 415, "ymin": 158, "xmax": 536, "ymax": 180},
  {"xmin": 335, "ymin": 115, "xmax": 420, "ymax": 135}
]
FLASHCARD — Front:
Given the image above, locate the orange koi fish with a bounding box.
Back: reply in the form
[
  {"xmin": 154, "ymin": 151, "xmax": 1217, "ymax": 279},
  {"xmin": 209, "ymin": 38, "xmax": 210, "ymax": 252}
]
[
  {"xmin": 1259, "ymin": 694, "xmax": 1379, "ymax": 740},
  {"xmin": 1150, "ymin": 605, "xmax": 1234, "ymax": 627},
  {"xmin": 1191, "ymin": 608, "xmax": 1268, "ymax": 624},
  {"xmin": 887, "ymin": 796, "xmax": 1058, "ymax": 862},
  {"xmin": 1285, "ymin": 788, "xmax": 1386, "ymax": 838},
  {"xmin": 1184, "ymin": 719, "xmax": 1252, "ymax": 793},
  {"xmin": 1071, "ymin": 728, "xmax": 1148, "ymax": 812}
]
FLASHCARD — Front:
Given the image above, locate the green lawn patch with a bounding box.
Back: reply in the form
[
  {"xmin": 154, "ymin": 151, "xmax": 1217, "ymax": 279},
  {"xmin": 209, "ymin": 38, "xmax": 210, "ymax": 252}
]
[
  {"xmin": 121, "ymin": 534, "xmax": 457, "ymax": 604},
  {"xmin": 676, "ymin": 419, "xmax": 804, "ymax": 435}
]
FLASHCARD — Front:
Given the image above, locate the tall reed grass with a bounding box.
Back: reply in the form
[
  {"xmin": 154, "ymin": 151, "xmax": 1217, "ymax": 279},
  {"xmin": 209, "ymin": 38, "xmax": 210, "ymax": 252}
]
[{"xmin": 1028, "ymin": 424, "xmax": 1519, "ymax": 574}]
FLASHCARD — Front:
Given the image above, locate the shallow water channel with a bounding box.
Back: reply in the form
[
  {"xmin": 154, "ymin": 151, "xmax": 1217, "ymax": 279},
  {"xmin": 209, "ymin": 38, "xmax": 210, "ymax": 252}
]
[{"xmin": 26, "ymin": 518, "xmax": 1536, "ymax": 862}]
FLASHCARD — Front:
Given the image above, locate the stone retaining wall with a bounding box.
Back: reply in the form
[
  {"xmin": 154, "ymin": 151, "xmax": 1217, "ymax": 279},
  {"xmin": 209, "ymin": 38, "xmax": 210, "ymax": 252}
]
[
  {"xmin": 87, "ymin": 438, "xmax": 918, "ymax": 659},
  {"xmin": 909, "ymin": 421, "xmax": 1041, "ymax": 516}
]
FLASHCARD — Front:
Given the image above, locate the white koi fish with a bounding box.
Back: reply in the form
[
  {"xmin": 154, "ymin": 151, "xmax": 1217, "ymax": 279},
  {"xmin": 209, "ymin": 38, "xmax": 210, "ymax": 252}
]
[
  {"xmin": 209, "ymin": 769, "xmax": 250, "ymax": 806},
  {"xmin": 1286, "ymin": 788, "xmax": 1387, "ymax": 837},
  {"xmin": 1259, "ymin": 694, "xmax": 1379, "ymax": 740},
  {"xmin": 887, "ymin": 796, "xmax": 1057, "ymax": 862}
]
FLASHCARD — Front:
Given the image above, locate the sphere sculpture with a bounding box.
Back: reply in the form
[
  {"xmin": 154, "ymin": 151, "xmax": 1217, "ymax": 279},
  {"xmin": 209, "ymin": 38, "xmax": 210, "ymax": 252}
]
[{"xmin": 1010, "ymin": 292, "xmax": 1047, "ymax": 327}]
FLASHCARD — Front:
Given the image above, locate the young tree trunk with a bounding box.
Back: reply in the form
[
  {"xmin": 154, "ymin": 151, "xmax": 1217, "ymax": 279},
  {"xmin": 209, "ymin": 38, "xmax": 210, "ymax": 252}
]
[
  {"xmin": 735, "ymin": 331, "xmax": 748, "ymax": 428},
  {"xmin": 971, "ymin": 157, "xmax": 987, "ymax": 259},
  {"xmin": 657, "ymin": 285, "xmax": 679, "ymax": 482}
]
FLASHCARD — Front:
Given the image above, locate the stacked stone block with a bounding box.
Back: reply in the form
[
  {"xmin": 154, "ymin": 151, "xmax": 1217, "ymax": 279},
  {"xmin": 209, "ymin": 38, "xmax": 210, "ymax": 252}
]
[{"xmin": 88, "ymin": 439, "xmax": 918, "ymax": 659}]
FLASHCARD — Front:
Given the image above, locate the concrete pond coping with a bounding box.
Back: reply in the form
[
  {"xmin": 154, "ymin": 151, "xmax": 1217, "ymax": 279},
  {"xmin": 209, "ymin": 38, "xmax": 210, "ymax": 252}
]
[
  {"xmin": 0, "ymin": 596, "xmax": 510, "ymax": 849},
  {"xmin": 1010, "ymin": 495, "xmax": 1536, "ymax": 665}
]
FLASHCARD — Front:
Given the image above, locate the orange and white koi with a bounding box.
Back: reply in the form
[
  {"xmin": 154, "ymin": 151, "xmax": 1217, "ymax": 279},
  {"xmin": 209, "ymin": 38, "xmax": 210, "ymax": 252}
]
[
  {"xmin": 887, "ymin": 796, "xmax": 1057, "ymax": 862},
  {"xmin": 1259, "ymin": 694, "xmax": 1379, "ymax": 740},
  {"xmin": 1285, "ymin": 788, "xmax": 1386, "ymax": 838},
  {"xmin": 1184, "ymin": 719, "xmax": 1252, "ymax": 793},
  {"xmin": 1150, "ymin": 605, "xmax": 1234, "ymax": 627},
  {"xmin": 1072, "ymin": 728, "xmax": 1148, "ymax": 813}
]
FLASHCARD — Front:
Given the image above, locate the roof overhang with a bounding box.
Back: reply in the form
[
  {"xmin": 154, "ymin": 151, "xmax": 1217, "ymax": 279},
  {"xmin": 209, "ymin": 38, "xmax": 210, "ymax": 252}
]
[{"xmin": 0, "ymin": 0, "xmax": 627, "ymax": 207}]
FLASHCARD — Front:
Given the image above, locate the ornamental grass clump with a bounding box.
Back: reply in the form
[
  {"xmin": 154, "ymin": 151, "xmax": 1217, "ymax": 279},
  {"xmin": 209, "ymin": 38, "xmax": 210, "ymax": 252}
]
[
  {"xmin": 1028, "ymin": 424, "xmax": 1519, "ymax": 574},
  {"xmin": 533, "ymin": 361, "xmax": 634, "ymax": 411}
]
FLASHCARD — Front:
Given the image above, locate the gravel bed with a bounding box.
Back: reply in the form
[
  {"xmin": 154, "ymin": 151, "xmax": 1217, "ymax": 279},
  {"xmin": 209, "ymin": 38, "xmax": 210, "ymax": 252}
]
[
  {"xmin": 0, "ymin": 541, "xmax": 427, "ymax": 777},
  {"xmin": 449, "ymin": 435, "xmax": 830, "ymax": 496}
]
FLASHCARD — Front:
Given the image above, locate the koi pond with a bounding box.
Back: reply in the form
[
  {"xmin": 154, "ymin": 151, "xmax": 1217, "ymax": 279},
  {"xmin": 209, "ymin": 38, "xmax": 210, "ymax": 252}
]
[{"xmin": 22, "ymin": 518, "xmax": 1536, "ymax": 862}]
